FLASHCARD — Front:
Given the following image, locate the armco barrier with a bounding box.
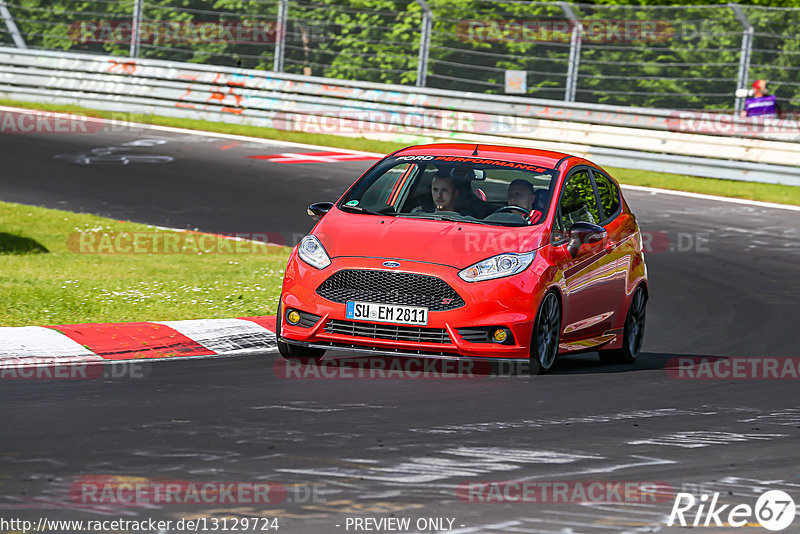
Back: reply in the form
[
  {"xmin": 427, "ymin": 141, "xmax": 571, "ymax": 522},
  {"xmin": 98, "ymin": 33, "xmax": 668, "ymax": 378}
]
[{"xmin": 1, "ymin": 47, "xmax": 798, "ymax": 186}]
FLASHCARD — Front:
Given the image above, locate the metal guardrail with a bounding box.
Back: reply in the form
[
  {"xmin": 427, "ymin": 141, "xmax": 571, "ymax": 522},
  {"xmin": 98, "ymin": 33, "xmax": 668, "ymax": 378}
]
[{"xmin": 0, "ymin": 47, "xmax": 798, "ymax": 186}]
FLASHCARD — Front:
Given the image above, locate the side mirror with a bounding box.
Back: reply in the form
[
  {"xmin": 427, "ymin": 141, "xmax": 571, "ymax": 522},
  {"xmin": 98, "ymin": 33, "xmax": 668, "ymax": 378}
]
[
  {"xmin": 567, "ymin": 222, "xmax": 606, "ymax": 258},
  {"xmin": 307, "ymin": 202, "xmax": 334, "ymax": 219}
]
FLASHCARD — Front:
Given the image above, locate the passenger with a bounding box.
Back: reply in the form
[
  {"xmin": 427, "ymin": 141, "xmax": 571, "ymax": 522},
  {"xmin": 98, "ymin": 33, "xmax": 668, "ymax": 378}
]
[{"xmin": 507, "ymin": 179, "xmax": 534, "ymax": 211}]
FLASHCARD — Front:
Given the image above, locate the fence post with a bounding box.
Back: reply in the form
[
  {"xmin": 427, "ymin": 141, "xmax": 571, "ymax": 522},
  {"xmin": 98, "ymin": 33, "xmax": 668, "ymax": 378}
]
[
  {"xmin": 415, "ymin": 0, "xmax": 432, "ymax": 87},
  {"xmin": 0, "ymin": 0, "xmax": 26, "ymax": 49},
  {"xmin": 130, "ymin": 0, "xmax": 143, "ymax": 58},
  {"xmin": 274, "ymin": 0, "xmax": 288, "ymax": 72},
  {"xmin": 559, "ymin": 2, "xmax": 582, "ymax": 102},
  {"xmin": 730, "ymin": 3, "xmax": 753, "ymax": 114}
]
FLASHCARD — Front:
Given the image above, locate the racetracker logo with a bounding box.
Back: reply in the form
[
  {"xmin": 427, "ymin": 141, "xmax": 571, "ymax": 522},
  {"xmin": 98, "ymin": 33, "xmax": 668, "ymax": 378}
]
[
  {"xmin": 67, "ymin": 231, "xmax": 286, "ymax": 254},
  {"xmin": 456, "ymin": 19, "xmax": 673, "ymax": 43},
  {"xmin": 668, "ymin": 490, "xmax": 796, "ymax": 530},
  {"xmin": 70, "ymin": 476, "xmax": 292, "ymax": 505},
  {"xmin": 68, "ymin": 21, "xmax": 284, "ymax": 44},
  {"xmin": 641, "ymin": 231, "xmax": 711, "ymax": 254},
  {"xmin": 459, "ymin": 231, "xmax": 709, "ymax": 256},
  {"xmin": 273, "ymin": 357, "xmax": 493, "ymax": 379},
  {"xmin": 272, "ymin": 110, "xmax": 539, "ymax": 136},
  {"xmin": 0, "ymin": 110, "xmax": 141, "ymax": 134},
  {"xmin": 0, "ymin": 360, "xmax": 149, "ymax": 380},
  {"xmin": 457, "ymin": 481, "xmax": 674, "ymax": 503},
  {"xmin": 668, "ymin": 111, "xmax": 800, "ymax": 138},
  {"xmin": 667, "ymin": 357, "xmax": 800, "ymax": 380}
]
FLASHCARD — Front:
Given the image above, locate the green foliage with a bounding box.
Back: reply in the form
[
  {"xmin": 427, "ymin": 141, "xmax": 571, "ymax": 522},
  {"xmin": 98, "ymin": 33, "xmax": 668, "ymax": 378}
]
[{"xmin": 4, "ymin": 0, "xmax": 800, "ymax": 109}]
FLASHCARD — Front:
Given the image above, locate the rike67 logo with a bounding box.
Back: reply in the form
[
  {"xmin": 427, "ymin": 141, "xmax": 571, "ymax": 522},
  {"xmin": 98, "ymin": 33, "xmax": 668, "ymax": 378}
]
[{"xmin": 668, "ymin": 490, "xmax": 796, "ymax": 531}]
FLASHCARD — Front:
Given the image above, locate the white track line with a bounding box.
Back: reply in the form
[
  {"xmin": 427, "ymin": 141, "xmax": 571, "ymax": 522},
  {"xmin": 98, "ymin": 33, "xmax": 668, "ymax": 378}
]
[
  {"xmin": 2, "ymin": 104, "xmax": 797, "ymax": 211},
  {"xmin": 621, "ymin": 184, "xmax": 800, "ymax": 212}
]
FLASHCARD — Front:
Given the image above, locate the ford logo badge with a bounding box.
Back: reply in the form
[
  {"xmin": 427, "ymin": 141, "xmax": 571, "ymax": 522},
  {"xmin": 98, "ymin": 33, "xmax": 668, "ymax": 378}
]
[{"xmin": 382, "ymin": 261, "xmax": 401, "ymax": 268}]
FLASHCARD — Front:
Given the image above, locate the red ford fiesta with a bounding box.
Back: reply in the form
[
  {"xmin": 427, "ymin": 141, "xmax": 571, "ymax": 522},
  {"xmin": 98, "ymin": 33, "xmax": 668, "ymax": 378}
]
[{"xmin": 277, "ymin": 143, "xmax": 648, "ymax": 374}]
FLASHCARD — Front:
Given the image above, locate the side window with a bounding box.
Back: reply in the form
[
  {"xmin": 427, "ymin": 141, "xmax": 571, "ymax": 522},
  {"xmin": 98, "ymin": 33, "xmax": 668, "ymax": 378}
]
[
  {"xmin": 559, "ymin": 171, "xmax": 601, "ymax": 229},
  {"xmin": 593, "ymin": 171, "xmax": 621, "ymax": 223}
]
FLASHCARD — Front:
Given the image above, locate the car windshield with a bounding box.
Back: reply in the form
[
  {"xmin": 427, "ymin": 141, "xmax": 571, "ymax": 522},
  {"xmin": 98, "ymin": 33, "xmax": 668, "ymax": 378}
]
[{"xmin": 339, "ymin": 156, "xmax": 558, "ymax": 226}]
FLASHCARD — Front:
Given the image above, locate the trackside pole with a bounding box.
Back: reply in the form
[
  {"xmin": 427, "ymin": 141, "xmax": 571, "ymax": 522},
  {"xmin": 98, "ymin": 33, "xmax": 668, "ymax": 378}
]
[
  {"xmin": 559, "ymin": 2, "xmax": 582, "ymax": 103},
  {"xmin": 0, "ymin": 0, "xmax": 26, "ymax": 49},
  {"xmin": 415, "ymin": 0, "xmax": 432, "ymax": 87}
]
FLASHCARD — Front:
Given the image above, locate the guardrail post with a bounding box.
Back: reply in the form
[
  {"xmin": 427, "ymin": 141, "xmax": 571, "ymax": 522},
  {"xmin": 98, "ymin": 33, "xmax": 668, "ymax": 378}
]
[
  {"xmin": 0, "ymin": 0, "xmax": 26, "ymax": 49},
  {"xmin": 130, "ymin": 0, "xmax": 143, "ymax": 58},
  {"xmin": 415, "ymin": 0, "xmax": 432, "ymax": 87},
  {"xmin": 559, "ymin": 2, "xmax": 582, "ymax": 102},
  {"xmin": 730, "ymin": 4, "xmax": 753, "ymax": 114},
  {"xmin": 273, "ymin": 0, "xmax": 288, "ymax": 72}
]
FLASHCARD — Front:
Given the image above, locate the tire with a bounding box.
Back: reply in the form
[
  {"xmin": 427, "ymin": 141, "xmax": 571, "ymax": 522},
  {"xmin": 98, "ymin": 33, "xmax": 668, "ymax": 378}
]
[
  {"xmin": 276, "ymin": 301, "xmax": 326, "ymax": 362},
  {"xmin": 529, "ymin": 291, "xmax": 561, "ymax": 375},
  {"xmin": 599, "ymin": 285, "xmax": 646, "ymax": 364}
]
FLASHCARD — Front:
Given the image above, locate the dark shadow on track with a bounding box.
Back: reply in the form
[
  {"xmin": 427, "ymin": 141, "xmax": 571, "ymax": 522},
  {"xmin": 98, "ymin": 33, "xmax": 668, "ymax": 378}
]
[{"xmin": 0, "ymin": 232, "xmax": 49, "ymax": 254}]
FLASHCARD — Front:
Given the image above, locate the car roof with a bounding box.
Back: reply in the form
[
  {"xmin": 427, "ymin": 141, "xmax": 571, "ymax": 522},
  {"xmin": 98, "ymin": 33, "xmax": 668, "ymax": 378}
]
[{"xmin": 391, "ymin": 143, "xmax": 572, "ymax": 169}]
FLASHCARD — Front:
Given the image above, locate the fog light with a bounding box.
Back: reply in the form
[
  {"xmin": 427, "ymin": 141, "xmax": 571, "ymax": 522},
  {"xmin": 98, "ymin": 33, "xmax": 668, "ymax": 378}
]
[
  {"xmin": 286, "ymin": 310, "xmax": 301, "ymax": 325},
  {"xmin": 492, "ymin": 328, "xmax": 508, "ymax": 343}
]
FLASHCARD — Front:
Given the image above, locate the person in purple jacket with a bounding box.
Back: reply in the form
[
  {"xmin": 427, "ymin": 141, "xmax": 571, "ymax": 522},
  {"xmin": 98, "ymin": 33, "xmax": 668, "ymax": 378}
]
[{"xmin": 744, "ymin": 80, "xmax": 779, "ymax": 117}]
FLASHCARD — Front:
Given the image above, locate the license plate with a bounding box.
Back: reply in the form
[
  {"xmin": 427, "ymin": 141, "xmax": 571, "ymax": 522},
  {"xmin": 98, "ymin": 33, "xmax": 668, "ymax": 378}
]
[{"xmin": 346, "ymin": 301, "xmax": 428, "ymax": 325}]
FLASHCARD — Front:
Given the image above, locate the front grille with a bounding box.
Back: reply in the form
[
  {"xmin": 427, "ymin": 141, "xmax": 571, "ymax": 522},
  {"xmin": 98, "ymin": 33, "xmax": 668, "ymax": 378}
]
[
  {"xmin": 316, "ymin": 270, "xmax": 464, "ymax": 311},
  {"xmin": 458, "ymin": 328, "xmax": 491, "ymax": 343},
  {"xmin": 325, "ymin": 319, "xmax": 451, "ymax": 344}
]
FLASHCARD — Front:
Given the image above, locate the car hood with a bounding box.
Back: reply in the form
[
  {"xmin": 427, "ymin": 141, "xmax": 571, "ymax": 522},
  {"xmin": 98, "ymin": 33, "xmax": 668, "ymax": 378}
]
[{"xmin": 312, "ymin": 208, "xmax": 549, "ymax": 269}]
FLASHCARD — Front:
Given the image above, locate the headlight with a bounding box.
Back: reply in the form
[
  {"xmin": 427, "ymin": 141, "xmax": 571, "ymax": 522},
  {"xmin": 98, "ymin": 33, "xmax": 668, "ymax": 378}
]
[
  {"xmin": 298, "ymin": 235, "xmax": 331, "ymax": 269},
  {"xmin": 458, "ymin": 252, "xmax": 535, "ymax": 282}
]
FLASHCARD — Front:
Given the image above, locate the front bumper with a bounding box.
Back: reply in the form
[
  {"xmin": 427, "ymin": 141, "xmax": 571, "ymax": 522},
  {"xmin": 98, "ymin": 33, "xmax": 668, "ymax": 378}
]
[{"xmin": 280, "ymin": 255, "xmax": 547, "ymax": 361}]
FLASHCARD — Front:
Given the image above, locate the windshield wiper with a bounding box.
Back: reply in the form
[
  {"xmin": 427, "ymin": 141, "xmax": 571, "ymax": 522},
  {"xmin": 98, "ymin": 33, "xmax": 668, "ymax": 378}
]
[
  {"xmin": 339, "ymin": 204, "xmax": 391, "ymax": 216},
  {"xmin": 398, "ymin": 213, "xmax": 494, "ymax": 225}
]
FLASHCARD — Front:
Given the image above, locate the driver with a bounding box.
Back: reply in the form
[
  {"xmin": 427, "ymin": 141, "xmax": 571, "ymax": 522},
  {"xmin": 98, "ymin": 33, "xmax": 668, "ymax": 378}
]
[
  {"xmin": 431, "ymin": 172, "xmax": 460, "ymax": 212},
  {"xmin": 507, "ymin": 179, "xmax": 534, "ymax": 211}
]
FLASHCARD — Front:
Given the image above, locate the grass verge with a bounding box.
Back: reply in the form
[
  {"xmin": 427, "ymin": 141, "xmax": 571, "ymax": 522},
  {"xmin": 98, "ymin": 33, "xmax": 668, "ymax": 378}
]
[
  {"xmin": 0, "ymin": 201, "xmax": 289, "ymax": 327},
  {"xmin": 3, "ymin": 98, "xmax": 799, "ymax": 206},
  {"xmin": 2, "ymin": 98, "xmax": 798, "ymax": 206}
]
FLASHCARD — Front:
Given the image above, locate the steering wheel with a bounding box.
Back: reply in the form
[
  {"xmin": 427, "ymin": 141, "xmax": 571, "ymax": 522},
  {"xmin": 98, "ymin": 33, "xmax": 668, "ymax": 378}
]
[{"xmin": 493, "ymin": 205, "xmax": 532, "ymax": 224}]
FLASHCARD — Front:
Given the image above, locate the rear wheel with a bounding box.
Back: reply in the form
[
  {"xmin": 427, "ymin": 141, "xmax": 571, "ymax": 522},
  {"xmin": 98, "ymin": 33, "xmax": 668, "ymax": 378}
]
[
  {"xmin": 599, "ymin": 285, "xmax": 646, "ymax": 364},
  {"xmin": 276, "ymin": 302, "xmax": 326, "ymax": 362},
  {"xmin": 529, "ymin": 291, "xmax": 561, "ymax": 375}
]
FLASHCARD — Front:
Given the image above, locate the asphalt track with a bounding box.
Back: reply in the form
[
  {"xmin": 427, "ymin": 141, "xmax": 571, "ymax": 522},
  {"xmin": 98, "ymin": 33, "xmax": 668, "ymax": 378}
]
[{"xmin": 1, "ymin": 123, "xmax": 799, "ymax": 533}]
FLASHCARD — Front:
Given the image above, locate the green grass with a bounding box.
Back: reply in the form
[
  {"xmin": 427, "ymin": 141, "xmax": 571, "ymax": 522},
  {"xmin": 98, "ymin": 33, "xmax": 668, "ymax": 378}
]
[
  {"xmin": 0, "ymin": 201, "xmax": 290, "ymax": 327},
  {"xmin": 2, "ymin": 98, "xmax": 798, "ymax": 206}
]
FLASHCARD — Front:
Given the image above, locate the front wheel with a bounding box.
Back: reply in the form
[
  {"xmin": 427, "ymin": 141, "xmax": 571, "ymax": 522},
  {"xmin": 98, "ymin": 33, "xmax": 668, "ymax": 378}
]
[
  {"xmin": 529, "ymin": 291, "xmax": 561, "ymax": 375},
  {"xmin": 276, "ymin": 301, "xmax": 326, "ymax": 362},
  {"xmin": 599, "ymin": 285, "xmax": 646, "ymax": 364}
]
